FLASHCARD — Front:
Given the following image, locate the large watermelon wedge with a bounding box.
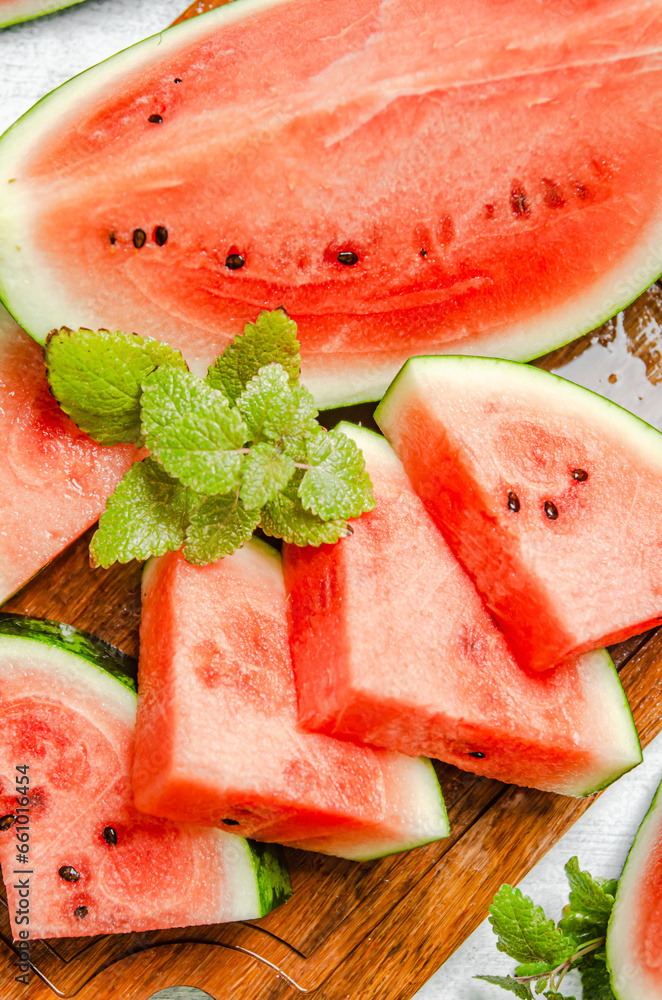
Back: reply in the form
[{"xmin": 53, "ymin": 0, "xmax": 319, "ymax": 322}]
[
  {"xmin": 376, "ymin": 356, "xmax": 662, "ymax": 672},
  {"xmin": 0, "ymin": 613, "xmax": 291, "ymax": 939},
  {"xmin": 133, "ymin": 540, "xmax": 449, "ymax": 861},
  {"xmin": 0, "ymin": 304, "xmax": 138, "ymax": 603},
  {"xmin": 0, "ymin": 0, "xmax": 87, "ymax": 29},
  {"xmin": 1, "ymin": 0, "xmax": 662, "ymax": 406},
  {"xmin": 284, "ymin": 423, "xmax": 641, "ymax": 797},
  {"xmin": 607, "ymin": 778, "xmax": 662, "ymax": 999}
]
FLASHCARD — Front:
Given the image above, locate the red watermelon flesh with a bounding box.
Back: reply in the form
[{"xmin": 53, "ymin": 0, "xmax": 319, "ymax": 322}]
[
  {"xmin": 133, "ymin": 541, "xmax": 449, "ymax": 861},
  {"xmin": 607, "ymin": 779, "xmax": 662, "ymax": 1000},
  {"xmin": 0, "ymin": 615, "xmax": 291, "ymax": 940},
  {"xmin": 375, "ymin": 355, "xmax": 662, "ymax": 672},
  {"xmin": 0, "ymin": 306, "xmax": 138, "ymax": 602},
  {"xmin": 0, "ymin": 0, "xmax": 88, "ymax": 29},
  {"xmin": 2, "ymin": 1, "xmax": 662, "ymax": 405},
  {"xmin": 283, "ymin": 424, "xmax": 641, "ymax": 797}
]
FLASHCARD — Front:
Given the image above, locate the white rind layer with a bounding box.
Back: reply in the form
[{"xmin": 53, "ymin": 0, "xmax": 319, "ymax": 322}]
[
  {"xmin": 0, "ymin": 0, "xmax": 87, "ymax": 29},
  {"xmin": 377, "ymin": 355, "xmax": 662, "ymax": 483},
  {"xmin": 607, "ymin": 780, "xmax": 662, "ymax": 1000},
  {"xmin": 1, "ymin": 2, "xmax": 662, "ymax": 405}
]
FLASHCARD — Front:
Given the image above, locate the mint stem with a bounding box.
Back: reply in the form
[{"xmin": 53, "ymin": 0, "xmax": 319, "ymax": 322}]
[{"xmin": 512, "ymin": 936, "xmax": 606, "ymax": 989}]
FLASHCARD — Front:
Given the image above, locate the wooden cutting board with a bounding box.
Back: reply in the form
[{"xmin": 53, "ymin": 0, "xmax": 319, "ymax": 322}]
[{"xmin": 2, "ymin": 3, "xmax": 662, "ymax": 997}]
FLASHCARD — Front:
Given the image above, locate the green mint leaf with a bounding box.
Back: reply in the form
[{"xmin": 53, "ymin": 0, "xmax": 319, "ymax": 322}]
[
  {"xmin": 544, "ymin": 993, "xmax": 576, "ymax": 1000},
  {"xmin": 557, "ymin": 908, "xmax": 604, "ymax": 948},
  {"xmin": 207, "ymin": 308, "xmax": 300, "ymax": 403},
  {"xmin": 474, "ymin": 975, "xmax": 534, "ymax": 998},
  {"xmin": 579, "ymin": 952, "xmax": 615, "ymax": 1000},
  {"xmin": 45, "ymin": 327, "xmax": 187, "ymax": 445},
  {"xmin": 184, "ymin": 493, "xmax": 260, "ymax": 564},
  {"xmin": 141, "ymin": 367, "xmax": 248, "ymax": 494},
  {"xmin": 90, "ymin": 458, "xmax": 199, "ymax": 567},
  {"xmin": 236, "ymin": 363, "xmax": 318, "ymax": 442},
  {"xmin": 261, "ymin": 473, "xmax": 349, "ymax": 546},
  {"xmin": 514, "ymin": 962, "xmax": 555, "ymax": 978},
  {"xmin": 488, "ymin": 885, "xmax": 576, "ymax": 967},
  {"xmin": 564, "ymin": 858, "xmax": 615, "ymax": 924},
  {"xmin": 240, "ymin": 442, "xmax": 296, "ymax": 509},
  {"xmin": 299, "ymin": 427, "xmax": 375, "ymax": 520}
]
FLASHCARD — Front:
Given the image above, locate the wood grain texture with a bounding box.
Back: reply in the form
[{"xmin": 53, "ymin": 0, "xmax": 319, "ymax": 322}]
[{"xmin": 1, "ymin": 1, "xmax": 662, "ymax": 997}]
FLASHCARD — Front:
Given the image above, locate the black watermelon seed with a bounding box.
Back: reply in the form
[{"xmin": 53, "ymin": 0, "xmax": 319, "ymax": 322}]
[
  {"xmin": 154, "ymin": 226, "xmax": 168, "ymax": 246},
  {"xmin": 544, "ymin": 500, "xmax": 559, "ymax": 520},
  {"xmin": 103, "ymin": 827, "xmax": 118, "ymax": 846},
  {"xmin": 225, "ymin": 253, "xmax": 245, "ymax": 270},
  {"xmin": 572, "ymin": 468, "xmax": 588, "ymax": 481},
  {"xmin": 174, "ymin": 78, "xmax": 182, "ymax": 84},
  {"xmin": 507, "ymin": 491, "xmax": 520, "ymax": 513},
  {"xmin": 109, "ymin": 233, "xmax": 116, "ymax": 245},
  {"xmin": 510, "ymin": 184, "xmax": 529, "ymax": 217},
  {"xmin": 468, "ymin": 751, "xmax": 486, "ymax": 759},
  {"xmin": 0, "ymin": 814, "xmax": 16, "ymax": 831},
  {"xmin": 222, "ymin": 818, "xmax": 240, "ymax": 826},
  {"xmin": 59, "ymin": 865, "xmax": 80, "ymax": 883},
  {"xmin": 337, "ymin": 251, "xmax": 359, "ymax": 266},
  {"xmin": 148, "ymin": 114, "xmax": 164, "ymax": 124},
  {"xmin": 419, "ymin": 248, "xmax": 428, "ymax": 258},
  {"xmin": 74, "ymin": 906, "xmax": 88, "ymax": 919},
  {"xmin": 133, "ymin": 229, "xmax": 147, "ymax": 249}
]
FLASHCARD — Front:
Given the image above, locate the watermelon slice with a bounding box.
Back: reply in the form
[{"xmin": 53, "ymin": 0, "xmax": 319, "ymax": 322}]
[
  {"xmin": 0, "ymin": 304, "xmax": 138, "ymax": 603},
  {"xmin": 0, "ymin": 613, "xmax": 291, "ymax": 940},
  {"xmin": 1, "ymin": 1, "xmax": 662, "ymax": 406},
  {"xmin": 132, "ymin": 540, "xmax": 449, "ymax": 861},
  {"xmin": 375, "ymin": 356, "xmax": 662, "ymax": 672},
  {"xmin": 607, "ymin": 778, "xmax": 662, "ymax": 999},
  {"xmin": 283, "ymin": 423, "xmax": 641, "ymax": 797},
  {"xmin": 0, "ymin": 0, "xmax": 87, "ymax": 28}
]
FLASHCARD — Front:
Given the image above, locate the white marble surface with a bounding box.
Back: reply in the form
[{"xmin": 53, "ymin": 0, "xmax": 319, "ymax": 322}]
[{"xmin": 1, "ymin": 6, "xmax": 660, "ymax": 999}]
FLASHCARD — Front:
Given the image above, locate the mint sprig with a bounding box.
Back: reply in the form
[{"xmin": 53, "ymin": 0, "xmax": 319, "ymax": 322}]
[
  {"xmin": 46, "ymin": 310, "xmax": 375, "ymax": 567},
  {"xmin": 476, "ymin": 859, "xmax": 617, "ymax": 999}
]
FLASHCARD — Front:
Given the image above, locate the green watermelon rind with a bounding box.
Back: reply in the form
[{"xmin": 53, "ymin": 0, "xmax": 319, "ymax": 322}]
[
  {"xmin": 0, "ymin": 612, "xmax": 293, "ymax": 922},
  {"xmin": 245, "ymin": 840, "xmax": 293, "ymax": 915},
  {"xmin": 0, "ymin": 0, "xmax": 87, "ymax": 30},
  {"xmin": 0, "ymin": 611, "xmax": 137, "ymax": 695},
  {"xmin": 606, "ymin": 778, "xmax": 662, "ymax": 1000},
  {"xmin": 1, "ymin": 3, "xmax": 662, "ymax": 406}
]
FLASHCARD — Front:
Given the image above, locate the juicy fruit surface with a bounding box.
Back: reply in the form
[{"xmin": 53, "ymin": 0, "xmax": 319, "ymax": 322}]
[
  {"xmin": 608, "ymin": 781, "xmax": 662, "ymax": 1000},
  {"xmin": 133, "ymin": 540, "xmax": 448, "ymax": 860},
  {"xmin": 376, "ymin": 356, "xmax": 662, "ymax": 672},
  {"xmin": 0, "ymin": 307, "xmax": 137, "ymax": 602},
  {"xmin": 284, "ymin": 425, "xmax": 641, "ymax": 796},
  {"xmin": 0, "ymin": 619, "xmax": 288, "ymax": 939},
  {"xmin": 2, "ymin": 2, "xmax": 662, "ymax": 404}
]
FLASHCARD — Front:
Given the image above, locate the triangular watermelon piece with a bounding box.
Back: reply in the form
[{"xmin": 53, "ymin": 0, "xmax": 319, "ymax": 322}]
[
  {"xmin": 284, "ymin": 423, "xmax": 641, "ymax": 797},
  {"xmin": 0, "ymin": 613, "xmax": 291, "ymax": 940},
  {"xmin": 132, "ymin": 540, "xmax": 449, "ymax": 861},
  {"xmin": 376, "ymin": 356, "xmax": 662, "ymax": 672},
  {"xmin": 607, "ymin": 778, "xmax": 662, "ymax": 999},
  {"xmin": 2, "ymin": 1, "xmax": 662, "ymax": 406},
  {"xmin": 0, "ymin": 305, "xmax": 138, "ymax": 603}
]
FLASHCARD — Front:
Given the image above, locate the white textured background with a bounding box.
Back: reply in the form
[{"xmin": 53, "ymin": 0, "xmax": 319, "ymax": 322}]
[{"xmin": 1, "ymin": 4, "xmax": 661, "ymax": 998}]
